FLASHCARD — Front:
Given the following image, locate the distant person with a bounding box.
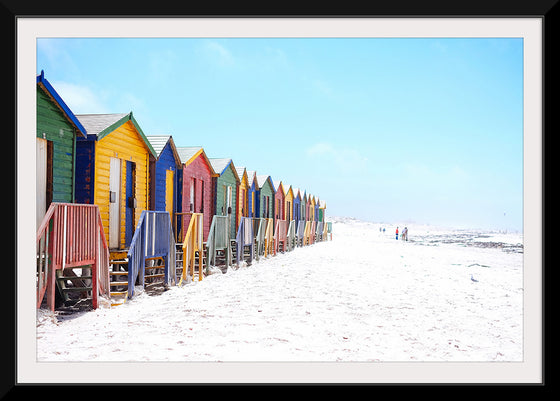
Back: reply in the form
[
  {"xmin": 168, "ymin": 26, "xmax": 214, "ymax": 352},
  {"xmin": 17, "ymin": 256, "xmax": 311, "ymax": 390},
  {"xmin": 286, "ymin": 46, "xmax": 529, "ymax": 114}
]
[
  {"xmin": 383, "ymin": 228, "xmax": 385, "ymax": 234},
  {"xmin": 395, "ymin": 227, "xmax": 399, "ymax": 240},
  {"xmin": 403, "ymin": 227, "xmax": 408, "ymax": 241}
]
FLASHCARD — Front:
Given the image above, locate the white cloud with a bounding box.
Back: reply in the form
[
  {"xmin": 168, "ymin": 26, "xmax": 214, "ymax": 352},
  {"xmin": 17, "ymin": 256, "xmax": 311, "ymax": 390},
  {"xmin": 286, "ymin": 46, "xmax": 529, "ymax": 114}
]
[
  {"xmin": 306, "ymin": 141, "xmax": 368, "ymax": 172},
  {"xmin": 50, "ymin": 81, "xmax": 109, "ymax": 114},
  {"xmin": 312, "ymin": 79, "xmax": 333, "ymax": 97},
  {"xmin": 203, "ymin": 41, "xmax": 234, "ymax": 66}
]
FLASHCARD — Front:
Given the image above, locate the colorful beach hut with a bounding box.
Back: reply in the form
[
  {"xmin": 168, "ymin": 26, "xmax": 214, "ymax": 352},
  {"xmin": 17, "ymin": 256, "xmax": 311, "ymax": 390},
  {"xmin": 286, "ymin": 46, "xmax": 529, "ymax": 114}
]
[
  {"xmin": 292, "ymin": 188, "xmax": 302, "ymax": 226},
  {"xmin": 209, "ymin": 158, "xmax": 240, "ymax": 239},
  {"xmin": 301, "ymin": 191, "xmax": 308, "ymax": 222},
  {"xmin": 273, "ymin": 180, "xmax": 285, "ymax": 223},
  {"xmin": 36, "ymin": 71, "xmax": 87, "ymax": 227},
  {"xmin": 284, "ymin": 184, "xmax": 294, "ymax": 222},
  {"xmin": 235, "ymin": 166, "xmax": 249, "ymax": 227},
  {"xmin": 146, "ymin": 135, "xmax": 182, "ymax": 231},
  {"xmin": 318, "ymin": 200, "xmax": 326, "ymax": 223},
  {"xmin": 307, "ymin": 194, "xmax": 315, "ymax": 222},
  {"xmin": 246, "ymin": 170, "xmax": 258, "ymax": 218},
  {"xmin": 75, "ymin": 112, "xmax": 156, "ymax": 251},
  {"xmin": 176, "ymin": 147, "xmax": 217, "ymax": 241},
  {"xmin": 256, "ymin": 175, "xmax": 275, "ymax": 219}
]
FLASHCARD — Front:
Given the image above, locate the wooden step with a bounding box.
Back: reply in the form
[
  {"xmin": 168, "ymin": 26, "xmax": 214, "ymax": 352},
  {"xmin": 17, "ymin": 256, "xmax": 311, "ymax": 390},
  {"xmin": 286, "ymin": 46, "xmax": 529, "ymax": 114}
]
[
  {"xmin": 109, "ymin": 281, "xmax": 128, "ymax": 286},
  {"xmin": 57, "ymin": 275, "xmax": 92, "ymax": 281},
  {"xmin": 145, "ymin": 256, "xmax": 164, "ymax": 261},
  {"xmin": 145, "ymin": 273, "xmax": 165, "ymax": 279},
  {"xmin": 61, "ymin": 286, "xmax": 92, "ymax": 292},
  {"xmin": 145, "ymin": 266, "xmax": 165, "ymax": 271},
  {"xmin": 109, "ymin": 271, "xmax": 128, "ymax": 276}
]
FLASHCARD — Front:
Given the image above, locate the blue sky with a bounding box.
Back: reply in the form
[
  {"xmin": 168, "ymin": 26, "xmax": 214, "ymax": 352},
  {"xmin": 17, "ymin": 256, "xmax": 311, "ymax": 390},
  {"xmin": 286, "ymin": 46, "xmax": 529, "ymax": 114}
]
[{"xmin": 37, "ymin": 37, "xmax": 523, "ymax": 231}]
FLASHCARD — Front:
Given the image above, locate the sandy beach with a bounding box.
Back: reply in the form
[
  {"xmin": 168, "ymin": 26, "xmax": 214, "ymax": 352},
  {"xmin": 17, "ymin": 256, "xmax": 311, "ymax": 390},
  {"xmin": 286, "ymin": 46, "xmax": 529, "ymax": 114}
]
[{"xmin": 36, "ymin": 217, "xmax": 523, "ymax": 363}]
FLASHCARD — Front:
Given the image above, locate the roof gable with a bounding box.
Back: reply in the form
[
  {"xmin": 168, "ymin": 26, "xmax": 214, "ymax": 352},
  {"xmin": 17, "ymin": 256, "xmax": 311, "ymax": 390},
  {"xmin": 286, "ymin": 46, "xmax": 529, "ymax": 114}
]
[
  {"xmin": 36, "ymin": 71, "xmax": 86, "ymax": 137},
  {"xmin": 235, "ymin": 166, "xmax": 248, "ymax": 185},
  {"xmin": 146, "ymin": 135, "xmax": 182, "ymax": 167},
  {"xmin": 76, "ymin": 111, "xmax": 156, "ymax": 157},
  {"xmin": 209, "ymin": 158, "xmax": 240, "ymax": 183},
  {"xmin": 176, "ymin": 146, "xmax": 217, "ymax": 176},
  {"xmin": 257, "ymin": 175, "xmax": 275, "ymax": 192},
  {"xmin": 247, "ymin": 170, "xmax": 257, "ymax": 188}
]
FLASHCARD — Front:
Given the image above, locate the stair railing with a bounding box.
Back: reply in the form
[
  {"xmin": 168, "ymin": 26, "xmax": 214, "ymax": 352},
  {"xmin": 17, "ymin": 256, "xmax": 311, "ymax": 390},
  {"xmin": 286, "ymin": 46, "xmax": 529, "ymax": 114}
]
[
  {"xmin": 207, "ymin": 215, "xmax": 232, "ymax": 269},
  {"xmin": 264, "ymin": 218, "xmax": 275, "ymax": 257},
  {"xmin": 274, "ymin": 219, "xmax": 287, "ymax": 254},
  {"xmin": 286, "ymin": 220, "xmax": 296, "ymax": 251},
  {"xmin": 127, "ymin": 211, "xmax": 175, "ymax": 298},
  {"xmin": 316, "ymin": 221, "xmax": 324, "ymax": 242},
  {"xmin": 235, "ymin": 216, "xmax": 254, "ymax": 266},
  {"xmin": 303, "ymin": 221, "xmax": 311, "ymax": 246},
  {"xmin": 296, "ymin": 220, "xmax": 305, "ymax": 247},
  {"xmin": 36, "ymin": 202, "xmax": 110, "ymax": 311},
  {"xmin": 180, "ymin": 213, "xmax": 204, "ymax": 283},
  {"xmin": 310, "ymin": 221, "xmax": 317, "ymax": 245},
  {"xmin": 253, "ymin": 217, "xmax": 266, "ymax": 261}
]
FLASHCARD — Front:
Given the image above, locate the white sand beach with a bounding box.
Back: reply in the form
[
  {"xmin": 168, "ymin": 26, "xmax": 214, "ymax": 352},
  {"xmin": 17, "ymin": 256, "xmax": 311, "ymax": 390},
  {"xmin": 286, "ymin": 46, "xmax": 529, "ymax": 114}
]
[{"xmin": 36, "ymin": 217, "xmax": 523, "ymax": 363}]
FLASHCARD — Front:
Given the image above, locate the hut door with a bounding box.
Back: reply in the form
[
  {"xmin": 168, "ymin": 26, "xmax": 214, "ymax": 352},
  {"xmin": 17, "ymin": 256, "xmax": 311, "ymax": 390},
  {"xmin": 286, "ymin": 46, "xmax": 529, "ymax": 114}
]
[
  {"xmin": 109, "ymin": 157, "xmax": 121, "ymax": 249},
  {"xmin": 124, "ymin": 160, "xmax": 136, "ymax": 248},
  {"xmin": 165, "ymin": 169, "xmax": 174, "ymax": 217},
  {"xmin": 190, "ymin": 178, "xmax": 195, "ymax": 212},
  {"xmin": 36, "ymin": 138, "xmax": 47, "ymax": 228},
  {"xmin": 226, "ymin": 186, "xmax": 232, "ymax": 214}
]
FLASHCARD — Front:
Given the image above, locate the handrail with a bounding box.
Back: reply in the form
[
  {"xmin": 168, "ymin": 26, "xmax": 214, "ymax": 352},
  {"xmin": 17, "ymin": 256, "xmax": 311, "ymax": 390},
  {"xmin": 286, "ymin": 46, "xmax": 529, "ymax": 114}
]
[
  {"xmin": 296, "ymin": 220, "xmax": 305, "ymax": 247},
  {"xmin": 286, "ymin": 220, "xmax": 296, "ymax": 251},
  {"xmin": 274, "ymin": 219, "xmax": 288, "ymax": 253},
  {"xmin": 310, "ymin": 221, "xmax": 317, "ymax": 245},
  {"xmin": 181, "ymin": 213, "xmax": 204, "ymax": 283},
  {"xmin": 303, "ymin": 221, "xmax": 311, "ymax": 246},
  {"xmin": 36, "ymin": 202, "xmax": 109, "ymax": 311},
  {"xmin": 253, "ymin": 217, "xmax": 267, "ymax": 260},
  {"xmin": 316, "ymin": 221, "xmax": 324, "ymax": 242},
  {"xmin": 127, "ymin": 211, "xmax": 174, "ymax": 298},
  {"xmin": 264, "ymin": 218, "xmax": 275, "ymax": 257},
  {"xmin": 235, "ymin": 217, "xmax": 254, "ymax": 266},
  {"xmin": 207, "ymin": 215, "xmax": 232, "ymax": 268}
]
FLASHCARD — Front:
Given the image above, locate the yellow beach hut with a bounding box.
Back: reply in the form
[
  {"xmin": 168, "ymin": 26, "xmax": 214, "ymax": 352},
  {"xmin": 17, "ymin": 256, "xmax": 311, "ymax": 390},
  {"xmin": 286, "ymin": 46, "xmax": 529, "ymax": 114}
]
[
  {"xmin": 75, "ymin": 112, "xmax": 156, "ymax": 252},
  {"xmin": 235, "ymin": 166, "xmax": 249, "ymax": 229}
]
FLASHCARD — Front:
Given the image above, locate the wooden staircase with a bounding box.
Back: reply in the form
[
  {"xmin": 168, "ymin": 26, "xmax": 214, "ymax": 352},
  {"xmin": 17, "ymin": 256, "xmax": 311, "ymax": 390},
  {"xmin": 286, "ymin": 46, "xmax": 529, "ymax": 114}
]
[
  {"xmin": 109, "ymin": 253, "xmax": 170, "ymax": 306},
  {"xmin": 36, "ymin": 203, "xmax": 110, "ymax": 312},
  {"xmin": 54, "ymin": 265, "xmax": 94, "ymax": 310},
  {"xmin": 177, "ymin": 244, "xmax": 207, "ymax": 284},
  {"xmin": 109, "ymin": 254, "xmax": 129, "ymax": 306}
]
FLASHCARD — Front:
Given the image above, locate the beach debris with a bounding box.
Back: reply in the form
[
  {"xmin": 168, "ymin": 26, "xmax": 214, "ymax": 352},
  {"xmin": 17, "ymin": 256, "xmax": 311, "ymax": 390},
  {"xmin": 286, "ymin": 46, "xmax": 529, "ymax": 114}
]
[{"xmin": 470, "ymin": 274, "xmax": 479, "ymax": 283}]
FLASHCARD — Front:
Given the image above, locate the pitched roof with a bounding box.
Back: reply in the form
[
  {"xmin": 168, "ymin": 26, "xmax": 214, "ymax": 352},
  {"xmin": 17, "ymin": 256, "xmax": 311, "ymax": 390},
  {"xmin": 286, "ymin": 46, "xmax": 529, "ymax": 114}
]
[
  {"xmin": 145, "ymin": 135, "xmax": 182, "ymax": 166},
  {"xmin": 209, "ymin": 158, "xmax": 240, "ymax": 182},
  {"xmin": 176, "ymin": 146, "xmax": 217, "ymax": 175},
  {"xmin": 273, "ymin": 180, "xmax": 283, "ymax": 195},
  {"xmin": 257, "ymin": 175, "xmax": 275, "ymax": 192},
  {"xmin": 36, "ymin": 70, "xmax": 86, "ymax": 137},
  {"xmin": 284, "ymin": 184, "xmax": 293, "ymax": 197},
  {"xmin": 246, "ymin": 170, "xmax": 257, "ymax": 187},
  {"xmin": 75, "ymin": 111, "xmax": 156, "ymax": 157},
  {"xmin": 235, "ymin": 166, "xmax": 247, "ymax": 183}
]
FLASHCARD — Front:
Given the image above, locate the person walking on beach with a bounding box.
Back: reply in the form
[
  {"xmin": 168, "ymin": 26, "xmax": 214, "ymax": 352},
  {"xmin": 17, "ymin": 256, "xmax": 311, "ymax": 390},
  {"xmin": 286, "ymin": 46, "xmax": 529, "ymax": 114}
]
[{"xmin": 395, "ymin": 227, "xmax": 399, "ymax": 240}]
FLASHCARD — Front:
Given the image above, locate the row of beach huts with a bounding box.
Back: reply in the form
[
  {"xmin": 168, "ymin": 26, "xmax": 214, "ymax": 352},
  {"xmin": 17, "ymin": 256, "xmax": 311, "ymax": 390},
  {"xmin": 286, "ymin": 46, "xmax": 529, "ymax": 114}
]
[{"xmin": 36, "ymin": 71, "xmax": 332, "ymax": 311}]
